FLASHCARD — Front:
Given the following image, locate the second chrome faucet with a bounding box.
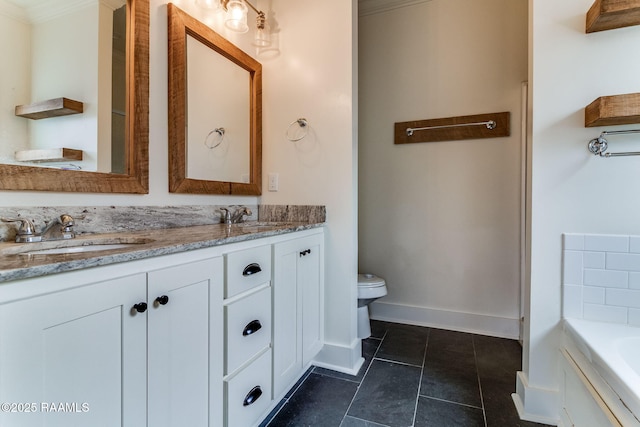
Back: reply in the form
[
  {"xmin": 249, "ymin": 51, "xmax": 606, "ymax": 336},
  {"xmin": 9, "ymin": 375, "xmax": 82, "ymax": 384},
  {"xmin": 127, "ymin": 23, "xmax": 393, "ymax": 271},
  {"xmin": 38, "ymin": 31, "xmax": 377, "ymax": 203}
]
[{"xmin": 219, "ymin": 206, "xmax": 252, "ymax": 225}]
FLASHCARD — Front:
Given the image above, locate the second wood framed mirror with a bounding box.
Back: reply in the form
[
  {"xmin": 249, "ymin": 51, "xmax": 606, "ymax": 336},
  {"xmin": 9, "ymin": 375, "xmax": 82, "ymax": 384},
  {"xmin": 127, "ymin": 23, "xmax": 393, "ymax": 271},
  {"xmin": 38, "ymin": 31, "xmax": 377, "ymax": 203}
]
[{"xmin": 168, "ymin": 3, "xmax": 262, "ymax": 195}]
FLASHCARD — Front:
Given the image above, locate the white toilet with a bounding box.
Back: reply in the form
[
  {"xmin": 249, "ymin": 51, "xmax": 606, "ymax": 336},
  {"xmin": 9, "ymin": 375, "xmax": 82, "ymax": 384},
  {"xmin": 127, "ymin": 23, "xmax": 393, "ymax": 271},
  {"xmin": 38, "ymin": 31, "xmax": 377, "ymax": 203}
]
[{"xmin": 357, "ymin": 273, "xmax": 387, "ymax": 339}]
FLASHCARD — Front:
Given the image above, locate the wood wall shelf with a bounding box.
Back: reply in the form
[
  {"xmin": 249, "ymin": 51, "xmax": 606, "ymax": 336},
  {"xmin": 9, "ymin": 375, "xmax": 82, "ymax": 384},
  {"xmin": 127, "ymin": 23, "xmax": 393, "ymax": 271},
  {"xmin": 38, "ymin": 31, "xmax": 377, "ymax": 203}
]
[
  {"xmin": 585, "ymin": 93, "xmax": 640, "ymax": 127},
  {"xmin": 15, "ymin": 97, "xmax": 84, "ymax": 120},
  {"xmin": 586, "ymin": 0, "xmax": 640, "ymax": 33},
  {"xmin": 15, "ymin": 148, "xmax": 83, "ymax": 163}
]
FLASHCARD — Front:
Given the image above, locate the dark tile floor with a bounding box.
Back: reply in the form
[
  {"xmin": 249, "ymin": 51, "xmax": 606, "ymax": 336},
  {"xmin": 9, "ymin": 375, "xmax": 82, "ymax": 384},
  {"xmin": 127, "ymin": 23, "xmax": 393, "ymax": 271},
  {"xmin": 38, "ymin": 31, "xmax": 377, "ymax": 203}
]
[{"xmin": 261, "ymin": 320, "xmax": 551, "ymax": 427}]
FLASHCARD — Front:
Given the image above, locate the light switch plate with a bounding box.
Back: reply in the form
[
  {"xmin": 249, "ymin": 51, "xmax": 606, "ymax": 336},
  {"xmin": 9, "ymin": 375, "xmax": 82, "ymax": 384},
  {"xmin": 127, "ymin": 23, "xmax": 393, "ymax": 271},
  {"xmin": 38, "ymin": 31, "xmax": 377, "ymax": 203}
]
[{"xmin": 268, "ymin": 173, "xmax": 279, "ymax": 191}]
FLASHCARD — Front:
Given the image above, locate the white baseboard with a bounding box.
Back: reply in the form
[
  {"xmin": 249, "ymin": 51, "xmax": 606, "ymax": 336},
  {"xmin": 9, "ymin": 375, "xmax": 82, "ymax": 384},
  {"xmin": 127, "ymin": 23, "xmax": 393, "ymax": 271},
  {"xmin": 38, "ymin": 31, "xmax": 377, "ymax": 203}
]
[
  {"xmin": 369, "ymin": 301, "xmax": 521, "ymax": 339},
  {"xmin": 313, "ymin": 339, "xmax": 364, "ymax": 375},
  {"xmin": 513, "ymin": 371, "xmax": 559, "ymax": 425}
]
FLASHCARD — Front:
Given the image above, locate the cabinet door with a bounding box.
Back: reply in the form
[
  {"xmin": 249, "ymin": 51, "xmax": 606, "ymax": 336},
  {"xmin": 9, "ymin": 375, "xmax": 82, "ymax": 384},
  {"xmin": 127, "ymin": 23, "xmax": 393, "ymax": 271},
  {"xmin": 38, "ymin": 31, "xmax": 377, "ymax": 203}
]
[
  {"xmin": 273, "ymin": 240, "xmax": 303, "ymax": 398},
  {"xmin": 0, "ymin": 273, "xmax": 147, "ymax": 427},
  {"xmin": 273, "ymin": 232, "xmax": 324, "ymax": 397},
  {"xmin": 147, "ymin": 257, "xmax": 223, "ymax": 427},
  {"xmin": 299, "ymin": 233, "xmax": 324, "ymax": 365}
]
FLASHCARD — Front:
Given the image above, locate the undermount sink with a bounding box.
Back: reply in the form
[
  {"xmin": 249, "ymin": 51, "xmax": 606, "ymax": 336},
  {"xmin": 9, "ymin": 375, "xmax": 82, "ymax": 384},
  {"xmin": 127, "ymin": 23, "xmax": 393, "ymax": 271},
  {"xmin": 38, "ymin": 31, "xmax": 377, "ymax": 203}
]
[
  {"xmin": 0, "ymin": 237, "xmax": 154, "ymax": 256},
  {"xmin": 23, "ymin": 243, "xmax": 137, "ymax": 255},
  {"xmin": 236, "ymin": 221, "xmax": 295, "ymax": 228}
]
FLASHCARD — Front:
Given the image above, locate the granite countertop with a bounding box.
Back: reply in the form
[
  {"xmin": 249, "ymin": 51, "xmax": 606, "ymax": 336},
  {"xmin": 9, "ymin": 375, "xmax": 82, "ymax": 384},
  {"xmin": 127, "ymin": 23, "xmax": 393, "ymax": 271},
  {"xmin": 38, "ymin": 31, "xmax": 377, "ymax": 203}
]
[{"xmin": 0, "ymin": 221, "xmax": 323, "ymax": 283}]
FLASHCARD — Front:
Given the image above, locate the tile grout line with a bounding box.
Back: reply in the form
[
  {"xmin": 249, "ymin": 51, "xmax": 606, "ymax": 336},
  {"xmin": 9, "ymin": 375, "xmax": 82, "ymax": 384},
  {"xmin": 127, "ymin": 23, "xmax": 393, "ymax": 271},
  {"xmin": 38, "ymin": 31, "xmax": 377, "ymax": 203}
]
[
  {"xmin": 263, "ymin": 400, "xmax": 287, "ymax": 427},
  {"xmin": 417, "ymin": 394, "xmax": 484, "ymax": 411},
  {"xmin": 312, "ymin": 369, "xmax": 361, "ymax": 384},
  {"xmin": 472, "ymin": 336, "xmax": 489, "ymax": 427},
  {"xmin": 340, "ymin": 332, "xmax": 386, "ymax": 426},
  {"xmin": 411, "ymin": 329, "xmax": 430, "ymax": 427},
  {"xmin": 264, "ymin": 367, "xmax": 314, "ymax": 427},
  {"xmin": 372, "ymin": 356, "xmax": 424, "ymax": 369}
]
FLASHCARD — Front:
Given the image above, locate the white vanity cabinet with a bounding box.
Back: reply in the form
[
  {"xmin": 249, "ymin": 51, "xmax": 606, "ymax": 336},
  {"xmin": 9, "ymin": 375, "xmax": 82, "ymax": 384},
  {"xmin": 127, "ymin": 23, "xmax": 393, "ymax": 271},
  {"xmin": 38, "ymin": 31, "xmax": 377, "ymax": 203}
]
[
  {"xmin": 0, "ymin": 226, "xmax": 325, "ymax": 427},
  {"xmin": 0, "ymin": 273, "xmax": 148, "ymax": 427},
  {"xmin": 273, "ymin": 232, "xmax": 324, "ymax": 397}
]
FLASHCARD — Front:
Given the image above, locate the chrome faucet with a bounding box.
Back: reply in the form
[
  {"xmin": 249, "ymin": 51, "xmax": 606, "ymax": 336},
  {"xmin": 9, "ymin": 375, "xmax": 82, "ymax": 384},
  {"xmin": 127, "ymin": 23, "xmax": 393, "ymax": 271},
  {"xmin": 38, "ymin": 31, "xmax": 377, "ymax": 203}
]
[
  {"xmin": 231, "ymin": 206, "xmax": 252, "ymax": 224},
  {"xmin": 219, "ymin": 206, "xmax": 252, "ymax": 224},
  {"xmin": 219, "ymin": 207, "xmax": 232, "ymax": 225},
  {"xmin": 40, "ymin": 214, "xmax": 76, "ymax": 241},
  {"xmin": 1, "ymin": 214, "xmax": 77, "ymax": 243}
]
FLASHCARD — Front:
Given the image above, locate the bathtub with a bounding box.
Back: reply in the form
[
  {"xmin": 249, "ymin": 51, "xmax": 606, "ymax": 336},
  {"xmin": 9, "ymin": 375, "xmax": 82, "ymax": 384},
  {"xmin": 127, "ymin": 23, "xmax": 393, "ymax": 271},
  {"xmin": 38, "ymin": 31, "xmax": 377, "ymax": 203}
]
[{"xmin": 563, "ymin": 318, "xmax": 640, "ymax": 426}]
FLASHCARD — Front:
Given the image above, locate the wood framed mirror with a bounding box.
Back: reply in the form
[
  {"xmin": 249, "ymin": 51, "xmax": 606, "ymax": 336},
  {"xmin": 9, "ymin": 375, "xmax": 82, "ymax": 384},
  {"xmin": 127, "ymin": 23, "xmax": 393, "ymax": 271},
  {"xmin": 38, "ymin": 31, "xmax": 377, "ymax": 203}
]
[
  {"xmin": 0, "ymin": 0, "xmax": 149, "ymax": 194},
  {"xmin": 168, "ymin": 3, "xmax": 262, "ymax": 195}
]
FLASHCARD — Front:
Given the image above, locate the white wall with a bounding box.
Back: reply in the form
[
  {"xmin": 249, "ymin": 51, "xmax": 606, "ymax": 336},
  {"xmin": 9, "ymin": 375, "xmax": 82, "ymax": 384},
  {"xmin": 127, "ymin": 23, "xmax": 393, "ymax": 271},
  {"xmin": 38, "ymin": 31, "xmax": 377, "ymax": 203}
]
[
  {"xmin": 0, "ymin": 0, "xmax": 360, "ymax": 372},
  {"xmin": 0, "ymin": 3, "xmax": 30, "ymax": 164},
  {"xmin": 359, "ymin": 0, "xmax": 528, "ymax": 338},
  {"xmin": 515, "ymin": 0, "xmax": 640, "ymax": 423}
]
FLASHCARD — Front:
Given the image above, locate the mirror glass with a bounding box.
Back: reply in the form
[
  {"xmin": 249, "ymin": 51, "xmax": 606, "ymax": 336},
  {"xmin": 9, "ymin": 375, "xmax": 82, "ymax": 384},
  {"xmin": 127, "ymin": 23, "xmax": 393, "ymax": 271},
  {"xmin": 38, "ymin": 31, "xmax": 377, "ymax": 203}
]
[
  {"xmin": 186, "ymin": 34, "xmax": 250, "ymax": 183},
  {"xmin": 168, "ymin": 4, "xmax": 261, "ymax": 195},
  {"xmin": 0, "ymin": 0, "xmax": 149, "ymax": 193}
]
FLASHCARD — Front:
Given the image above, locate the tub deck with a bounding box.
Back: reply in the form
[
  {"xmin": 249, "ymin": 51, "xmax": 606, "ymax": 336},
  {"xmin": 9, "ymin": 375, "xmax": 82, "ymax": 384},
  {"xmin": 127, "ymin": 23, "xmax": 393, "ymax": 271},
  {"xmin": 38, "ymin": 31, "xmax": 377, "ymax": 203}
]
[{"xmin": 564, "ymin": 318, "xmax": 640, "ymax": 425}]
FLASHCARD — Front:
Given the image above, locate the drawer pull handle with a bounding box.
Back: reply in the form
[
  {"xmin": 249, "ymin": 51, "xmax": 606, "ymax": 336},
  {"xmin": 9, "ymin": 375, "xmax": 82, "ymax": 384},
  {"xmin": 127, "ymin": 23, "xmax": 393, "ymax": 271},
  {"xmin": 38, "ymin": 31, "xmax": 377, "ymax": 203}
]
[
  {"xmin": 299, "ymin": 249, "xmax": 311, "ymax": 257},
  {"xmin": 243, "ymin": 319, "xmax": 262, "ymax": 336},
  {"xmin": 132, "ymin": 302, "xmax": 147, "ymax": 313},
  {"xmin": 155, "ymin": 295, "xmax": 169, "ymax": 306},
  {"xmin": 242, "ymin": 263, "xmax": 262, "ymax": 276},
  {"xmin": 243, "ymin": 386, "xmax": 263, "ymax": 406}
]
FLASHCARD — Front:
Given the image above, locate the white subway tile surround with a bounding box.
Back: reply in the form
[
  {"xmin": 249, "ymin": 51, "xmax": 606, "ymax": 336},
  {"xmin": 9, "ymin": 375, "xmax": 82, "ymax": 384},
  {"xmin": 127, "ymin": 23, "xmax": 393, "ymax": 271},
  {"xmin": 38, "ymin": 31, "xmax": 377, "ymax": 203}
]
[{"xmin": 563, "ymin": 233, "xmax": 640, "ymax": 326}]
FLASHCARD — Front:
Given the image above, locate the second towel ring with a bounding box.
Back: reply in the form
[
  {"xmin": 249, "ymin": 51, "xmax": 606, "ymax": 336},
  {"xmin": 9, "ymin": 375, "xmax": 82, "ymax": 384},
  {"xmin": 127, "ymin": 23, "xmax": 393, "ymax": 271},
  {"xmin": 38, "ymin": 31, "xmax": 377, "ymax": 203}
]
[
  {"xmin": 286, "ymin": 118, "xmax": 309, "ymax": 142},
  {"xmin": 204, "ymin": 127, "xmax": 225, "ymax": 149}
]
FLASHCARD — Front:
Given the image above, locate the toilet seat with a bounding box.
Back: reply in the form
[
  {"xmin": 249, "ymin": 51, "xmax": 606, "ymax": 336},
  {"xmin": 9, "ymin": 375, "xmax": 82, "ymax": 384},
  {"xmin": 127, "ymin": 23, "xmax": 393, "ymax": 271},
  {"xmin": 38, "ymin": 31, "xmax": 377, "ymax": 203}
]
[
  {"xmin": 358, "ymin": 273, "xmax": 385, "ymax": 288},
  {"xmin": 357, "ymin": 274, "xmax": 387, "ymax": 300}
]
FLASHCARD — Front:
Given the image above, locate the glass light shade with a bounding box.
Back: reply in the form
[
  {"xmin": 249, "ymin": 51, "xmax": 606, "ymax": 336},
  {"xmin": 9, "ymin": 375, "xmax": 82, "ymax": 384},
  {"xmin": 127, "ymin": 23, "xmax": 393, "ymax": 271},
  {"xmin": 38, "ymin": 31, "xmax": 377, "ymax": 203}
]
[
  {"xmin": 195, "ymin": 0, "xmax": 220, "ymax": 10},
  {"xmin": 257, "ymin": 31, "xmax": 280, "ymax": 59},
  {"xmin": 253, "ymin": 25, "xmax": 271, "ymax": 47},
  {"xmin": 225, "ymin": 1, "xmax": 249, "ymax": 33}
]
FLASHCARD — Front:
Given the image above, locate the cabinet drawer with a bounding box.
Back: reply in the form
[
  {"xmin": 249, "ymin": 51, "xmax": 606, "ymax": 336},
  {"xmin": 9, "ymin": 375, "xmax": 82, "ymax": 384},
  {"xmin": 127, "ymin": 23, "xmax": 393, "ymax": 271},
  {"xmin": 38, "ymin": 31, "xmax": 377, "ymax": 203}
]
[
  {"xmin": 225, "ymin": 286, "xmax": 272, "ymax": 375},
  {"xmin": 225, "ymin": 245, "xmax": 271, "ymax": 298},
  {"xmin": 225, "ymin": 350, "xmax": 272, "ymax": 427}
]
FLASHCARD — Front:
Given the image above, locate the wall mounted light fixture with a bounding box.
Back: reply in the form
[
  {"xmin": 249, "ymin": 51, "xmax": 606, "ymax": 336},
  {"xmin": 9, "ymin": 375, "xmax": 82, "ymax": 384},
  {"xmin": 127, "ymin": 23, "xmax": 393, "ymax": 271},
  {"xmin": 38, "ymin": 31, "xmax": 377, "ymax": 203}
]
[
  {"xmin": 219, "ymin": 0, "xmax": 270, "ymax": 47},
  {"xmin": 194, "ymin": 0, "xmax": 271, "ymax": 47}
]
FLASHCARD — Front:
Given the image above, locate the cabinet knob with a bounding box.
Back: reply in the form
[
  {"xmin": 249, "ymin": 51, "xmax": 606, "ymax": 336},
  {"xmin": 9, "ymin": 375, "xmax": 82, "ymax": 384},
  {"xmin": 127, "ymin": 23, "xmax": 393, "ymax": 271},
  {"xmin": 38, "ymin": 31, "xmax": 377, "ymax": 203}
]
[
  {"xmin": 155, "ymin": 295, "xmax": 169, "ymax": 306},
  {"xmin": 299, "ymin": 249, "xmax": 311, "ymax": 257},
  {"xmin": 242, "ymin": 386, "xmax": 263, "ymax": 406},
  {"xmin": 242, "ymin": 262, "xmax": 262, "ymax": 276},
  {"xmin": 242, "ymin": 319, "xmax": 262, "ymax": 336},
  {"xmin": 132, "ymin": 302, "xmax": 147, "ymax": 313}
]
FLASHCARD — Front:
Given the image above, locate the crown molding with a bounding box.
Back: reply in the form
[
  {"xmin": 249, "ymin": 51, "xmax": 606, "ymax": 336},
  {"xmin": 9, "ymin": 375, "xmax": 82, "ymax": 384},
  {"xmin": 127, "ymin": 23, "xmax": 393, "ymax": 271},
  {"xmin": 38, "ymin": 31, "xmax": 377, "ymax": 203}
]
[
  {"xmin": 359, "ymin": 0, "xmax": 432, "ymax": 17},
  {"xmin": 1, "ymin": 0, "xmax": 125, "ymax": 24},
  {"xmin": 0, "ymin": 0, "xmax": 29, "ymax": 23}
]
